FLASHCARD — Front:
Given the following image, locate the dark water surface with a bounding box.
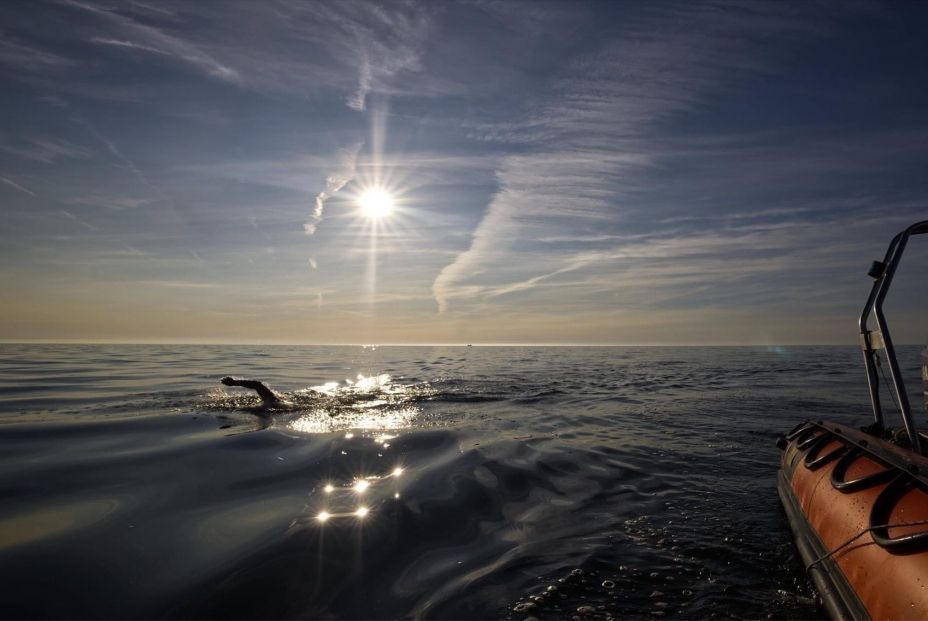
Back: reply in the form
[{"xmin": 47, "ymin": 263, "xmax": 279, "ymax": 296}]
[{"xmin": 1, "ymin": 344, "xmax": 924, "ymax": 619}]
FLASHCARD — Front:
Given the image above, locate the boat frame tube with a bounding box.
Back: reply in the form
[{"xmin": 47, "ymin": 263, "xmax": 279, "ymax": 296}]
[{"xmin": 859, "ymin": 220, "xmax": 928, "ymax": 453}]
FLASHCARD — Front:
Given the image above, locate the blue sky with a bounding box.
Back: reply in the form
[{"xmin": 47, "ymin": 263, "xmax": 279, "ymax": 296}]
[{"xmin": 1, "ymin": 0, "xmax": 927, "ymax": 344}]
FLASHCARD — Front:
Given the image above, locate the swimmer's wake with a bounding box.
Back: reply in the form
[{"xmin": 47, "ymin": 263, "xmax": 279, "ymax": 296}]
[{"xmin": 213, "ymin": 374, "xmax": 429, "ymax": 429}]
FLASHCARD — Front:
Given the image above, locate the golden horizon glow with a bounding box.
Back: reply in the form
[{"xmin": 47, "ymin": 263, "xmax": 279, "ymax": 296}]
[{"xmin": 358, "ymin": 188, "xmax": 394, "ymax": 219}]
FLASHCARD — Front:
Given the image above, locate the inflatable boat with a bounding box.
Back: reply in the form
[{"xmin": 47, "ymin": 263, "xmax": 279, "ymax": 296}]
[{"xmin": 778, "ymin": 220, "xmax": 928, "ymax": 620}]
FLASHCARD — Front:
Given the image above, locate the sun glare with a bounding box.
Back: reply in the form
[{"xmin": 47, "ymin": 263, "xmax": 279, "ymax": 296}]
[{"xmin": 359, "ymin": 188, "xmax": 393, "ymax": 219}]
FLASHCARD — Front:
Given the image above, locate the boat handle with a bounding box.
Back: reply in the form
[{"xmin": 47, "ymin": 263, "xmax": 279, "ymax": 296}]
[
  {"xmin": 869, "ymin": 474, "xmax": 928, "ymax": 554},
  {"xmin": 787, "ymin": 422, "xmax": 813, "ymax": 441},
  {"xmin": 804, "ymin": 434, "xmax": 848, "ymax": 471},
  {"xmin": 830, "ymin": 448, "xmax": 898, "ymax": 493},
  {"xmin": 796, "ymin": 430, "xmax": 825, "ymax": 451}
]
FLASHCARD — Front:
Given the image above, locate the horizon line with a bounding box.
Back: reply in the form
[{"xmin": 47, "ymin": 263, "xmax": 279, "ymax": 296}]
[{"xmin": 0, "ymin": 339, "xmax": 917, "ymax": 347}]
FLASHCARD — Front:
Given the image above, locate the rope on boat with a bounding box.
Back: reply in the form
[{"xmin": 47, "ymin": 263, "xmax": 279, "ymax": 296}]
[{"xmin": 805, "ymin": 518, "xmax": 928, "ymax": 573}]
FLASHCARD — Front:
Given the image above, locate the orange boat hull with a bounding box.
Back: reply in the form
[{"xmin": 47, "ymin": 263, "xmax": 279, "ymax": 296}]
[{"xmin": 779, "ymin": 421, "xmax": 928, "ymax": 620}]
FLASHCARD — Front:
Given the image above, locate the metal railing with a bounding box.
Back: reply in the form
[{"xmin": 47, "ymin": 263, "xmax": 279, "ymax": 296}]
[{"xmin": 859, "ymin": 220, "xmax": 928, "ymax": 453}]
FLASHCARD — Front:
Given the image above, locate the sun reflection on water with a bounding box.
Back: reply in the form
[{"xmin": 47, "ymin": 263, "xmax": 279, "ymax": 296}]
[
  {"xmin": 309, "ymin": 373, "xmax": 397, "ymax": 396},
  {"xmin": 288, "ymin": 373, "xmax": 426, "ymax": 434},
  {"xmin": 288, "ymin": 407, "xmax": 419, "ymax": 434},
  {"xmin": 285, "ymin": 372, "xmax": 424, "ymax": 528},
  {"xmin": 306, "ymin": 452, "xmax": 408, "ymax": 527}
]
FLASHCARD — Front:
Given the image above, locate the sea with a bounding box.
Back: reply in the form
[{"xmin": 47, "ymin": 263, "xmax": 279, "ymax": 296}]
[{"xmin": 1, "ymin": 344, "xmax": 926, "ymax": 620}]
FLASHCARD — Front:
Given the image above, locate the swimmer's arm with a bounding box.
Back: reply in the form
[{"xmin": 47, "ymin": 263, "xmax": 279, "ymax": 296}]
[{"xmin": 220, "ymin": 376, "xmax": 279, "ymax": 406}]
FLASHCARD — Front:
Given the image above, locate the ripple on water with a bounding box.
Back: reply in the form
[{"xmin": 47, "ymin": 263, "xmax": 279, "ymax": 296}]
[{"xmin": 0, "ymin": 344, "xmax": 877, "ymax": 619}]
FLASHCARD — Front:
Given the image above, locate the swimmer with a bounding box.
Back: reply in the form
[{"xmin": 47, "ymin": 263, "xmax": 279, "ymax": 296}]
[{"xmin": 220, "ymin": 376, "xmax": 288, "ymax": 410}]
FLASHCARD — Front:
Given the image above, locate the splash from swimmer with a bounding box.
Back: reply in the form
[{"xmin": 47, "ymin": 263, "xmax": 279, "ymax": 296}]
[{"xmin": 220, "ymin": 376, "xmax": 292, "ymax": 410}]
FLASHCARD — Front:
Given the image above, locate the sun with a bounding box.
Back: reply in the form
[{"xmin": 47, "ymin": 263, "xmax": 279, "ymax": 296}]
[{"xmin": 358, "ymin": 188, "xmax": 394, "ymax": 219}]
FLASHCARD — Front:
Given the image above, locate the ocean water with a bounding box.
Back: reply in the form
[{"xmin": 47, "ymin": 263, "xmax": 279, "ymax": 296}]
[{"xmin": 1, "ymin": 344, "xmax": 925, "ymax": 620}]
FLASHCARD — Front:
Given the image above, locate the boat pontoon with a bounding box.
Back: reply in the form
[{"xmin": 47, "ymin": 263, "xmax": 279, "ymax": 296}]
[{"xmin": 778, "ymin": 220, "xmax": 928, "ymax": 620}]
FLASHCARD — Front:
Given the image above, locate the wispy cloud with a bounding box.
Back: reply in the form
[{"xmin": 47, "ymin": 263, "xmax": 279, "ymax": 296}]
[
  {"xmin": 0, "ymin": 137, "xmax": 90, "ymax": 164},
  {"xmin": 38, "ymin": 0, "xmax": 435, "ymax": 106},
  {"xmin": 3, "ymin": 0, "xmax": 926, "ymax": 344},
  {"xmin": 432, "ymin": 2, "xmax": 842, "ymax": 312},
  {"xmin": 62, "ymin": 0, "xmax": 240, "ymax": 82},
  {"xmin": 0, "ymin": 37, "xmax": 74, "ymax": 70},
  {"xmin": 64, "ymin": 195, "xmax": 153, "ymax": 210},
  {"xmin": 292, "ymin": 1, "xmax": 432, "ymax": 110},
  {"xmin": 347, "ymin": 53, "xmax": 373, "ymax": 111},
  {"xmin": 305, "ymin": 142, "xmax": 362, "ymax": 235},
  {"xmin": 71, "ymin": 112, "xmax": 171, "ymax": 209},
  {"xmin": 131, "ymin": 279, "xmax": 220, "ymax": 289},
  {"xmin": 89, "ymin": 37, "xmax": 172, "ymax": 57},
  {"xmin": 0, "ymin": 175, "xmax": 36, "ymax": 196},
  {"xmin": 58, "ymin": 209, "xmax": 97, "ymax": 231}
]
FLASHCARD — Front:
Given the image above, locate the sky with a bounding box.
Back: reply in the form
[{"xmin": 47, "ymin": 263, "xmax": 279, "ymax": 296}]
[{"xmin": 1, "ymin": 0, "xmax": 928, "ymax": 345}]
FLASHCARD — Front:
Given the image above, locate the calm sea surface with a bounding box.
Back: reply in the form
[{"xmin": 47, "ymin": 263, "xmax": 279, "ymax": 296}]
[{"xmin": 1, "ymin": 344, "xmax": 925, "ymax": 619}]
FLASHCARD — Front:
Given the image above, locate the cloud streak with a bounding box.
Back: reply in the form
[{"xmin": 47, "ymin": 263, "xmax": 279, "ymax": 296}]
[
  {"xmin": 3, "ymin": 0, "xmax": 927, "ymax": 344},
  {"xmin": 0, "ymin": 175, "xmax": 36, "ymax": 196},
  {"xmin": 347, "ymin": 53, "xmax": 372, "ymax": 111},
  {"xmin": 62, "ymin": 0, "xmax": 240, "ymax": 82},
  {"xmin": 304, "ymin": 142, "xmax": 362, "ymax": 235},
  {"xmin": 0, "ymin": 137, "xmax": 90, "ymax": 164},
  {"xmin": 89, "ymin": 37, "xmax": 173, "ymax": 56},
  {"xmin": 37, "ymin": 0, "xmax": 435, "ymax": 109},
  {"xmin": 432, "ymin": 2, "xmax": 838, "ymax": 312}
]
